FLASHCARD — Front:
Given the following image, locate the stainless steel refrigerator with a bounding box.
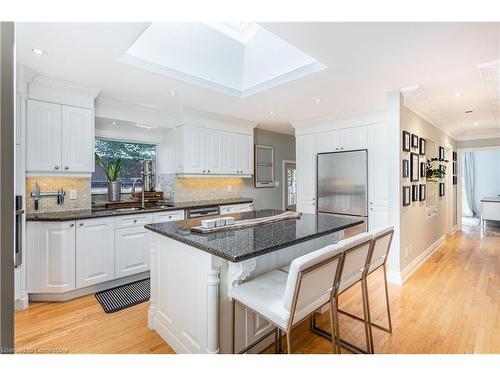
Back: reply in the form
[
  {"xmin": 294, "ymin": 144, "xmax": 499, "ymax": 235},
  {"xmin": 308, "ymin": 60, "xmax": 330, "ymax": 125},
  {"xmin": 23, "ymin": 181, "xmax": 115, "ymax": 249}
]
[{"xmin": 317, "ymin": 150, "xmax": 368, "ymax": 232}]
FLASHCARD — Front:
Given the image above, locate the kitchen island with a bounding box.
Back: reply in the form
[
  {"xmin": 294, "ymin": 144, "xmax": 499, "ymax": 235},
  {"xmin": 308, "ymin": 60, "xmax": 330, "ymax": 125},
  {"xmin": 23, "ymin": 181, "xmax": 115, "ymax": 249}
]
[{"xmin": 145, "ymin": 209, "xmax": 363, "ymax": 354}]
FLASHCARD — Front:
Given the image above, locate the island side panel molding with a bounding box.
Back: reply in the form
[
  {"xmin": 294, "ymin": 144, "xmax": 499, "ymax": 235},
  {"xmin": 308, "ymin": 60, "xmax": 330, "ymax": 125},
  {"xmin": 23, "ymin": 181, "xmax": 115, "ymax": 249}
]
[{"xmin": 206, "ymin": 266, "xmax": 221, "ymax": 354}]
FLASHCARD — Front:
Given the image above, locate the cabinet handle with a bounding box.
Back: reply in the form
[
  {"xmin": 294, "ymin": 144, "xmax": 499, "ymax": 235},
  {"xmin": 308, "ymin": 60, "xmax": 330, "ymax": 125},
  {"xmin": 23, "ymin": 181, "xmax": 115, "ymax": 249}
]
[
  {"xmin": 133, "ymin": 219, "xmax": 137, "ymax": 223},
  {"xmin": 64, "ymin": 166, "xmax": 69, "ymax": 170},
  {"xmin": 208, "ymin": 170, "xmax": 211, "ymax": 173},
  {"xmin": 168, "ymin": 216, "xmax": 172, "ymax": 219},
  {"xmin": 69, "ymin": 223, "xmax": 75, "ymax": 227},
  {"xmin": 370, "ymin": 208, "xmax": 374, "ymax": 211},
  {"xmin": 203, "ymin": 170, "xmax": 206, "ymax": 173},
  {"xmin": 79, "ymin": 223, "xmax": 83, "ymax": 227},
  {"xmin": 54, "ymin": 166, "xmax": 60, "ymax": 170},
  {"xmin": 369, "ymin": 202, "xmax": 373, "ymax": 205}
]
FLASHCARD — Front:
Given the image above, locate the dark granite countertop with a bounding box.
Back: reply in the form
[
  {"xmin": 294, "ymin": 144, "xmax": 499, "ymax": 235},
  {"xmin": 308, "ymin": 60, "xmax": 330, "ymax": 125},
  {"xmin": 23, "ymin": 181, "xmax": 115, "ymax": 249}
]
[
  {"xmin": 26, "ymin": 197, "xmax": 253, "ymax": 222},
  {"xmin": 145, "ymin": 209, "xmax": 363, "ymax": 262}
]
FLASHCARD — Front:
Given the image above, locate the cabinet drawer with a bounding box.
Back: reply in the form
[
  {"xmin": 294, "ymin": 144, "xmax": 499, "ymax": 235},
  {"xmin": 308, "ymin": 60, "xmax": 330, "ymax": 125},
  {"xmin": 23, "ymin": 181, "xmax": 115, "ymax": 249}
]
[
  {"xmin": 220, "ymin": 203, "xmax": 254, "ymax": 214},
  {"xmin": 152, "ymin": 210, "xmax": 185, "ymax": 223},
  {"xmin": 114, "ymin": 213, "xmax": 153, "ymax": 228}
]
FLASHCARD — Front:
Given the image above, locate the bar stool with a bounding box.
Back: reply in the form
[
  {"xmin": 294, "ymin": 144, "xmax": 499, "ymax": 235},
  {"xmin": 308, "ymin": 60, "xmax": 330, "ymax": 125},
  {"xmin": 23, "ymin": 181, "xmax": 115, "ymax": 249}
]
[
  {"xmin": 308, "ymin": 232, "xmax": 374, "ymax": 353},
  {"xmin": 231, "ymin": 243, "xmax": 345, "ymax": 354},
  {"xmin": 338, "ymin": 225, "xmax": 394, "ymax": 353}
]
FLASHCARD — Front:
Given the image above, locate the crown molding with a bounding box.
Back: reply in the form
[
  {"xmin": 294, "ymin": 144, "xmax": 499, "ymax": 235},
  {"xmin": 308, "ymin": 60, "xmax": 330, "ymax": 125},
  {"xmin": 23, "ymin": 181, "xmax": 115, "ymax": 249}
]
[
  {"xmin": 180, "ymin": 107, "xmax": 257, "ymax": 135},
  {"xmin": 28, "ymin": 75, "xmax": 101, "ymax": 109},
  {"xmin": 16, "ymin": 65, "xmax": 38, "ymax": 94}
]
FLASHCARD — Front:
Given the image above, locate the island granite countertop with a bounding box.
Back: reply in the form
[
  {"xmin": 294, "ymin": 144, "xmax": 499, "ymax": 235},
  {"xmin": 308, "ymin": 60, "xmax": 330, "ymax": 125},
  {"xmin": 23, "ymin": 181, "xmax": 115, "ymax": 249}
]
[
  {"xmin": 145, "ymin": 209, "xmax": 363, "ymax": 262},
  {"xmin": 26, "ymin": 197, "xmax": 253, "ymax": 222}
]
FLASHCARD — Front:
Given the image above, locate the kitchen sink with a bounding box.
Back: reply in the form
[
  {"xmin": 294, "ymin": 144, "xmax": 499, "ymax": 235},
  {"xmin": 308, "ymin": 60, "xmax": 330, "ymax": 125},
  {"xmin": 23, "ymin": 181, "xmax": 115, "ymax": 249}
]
[{"xmin": 114, "ymin": 207, "xmax": 145, "ymax": 213}]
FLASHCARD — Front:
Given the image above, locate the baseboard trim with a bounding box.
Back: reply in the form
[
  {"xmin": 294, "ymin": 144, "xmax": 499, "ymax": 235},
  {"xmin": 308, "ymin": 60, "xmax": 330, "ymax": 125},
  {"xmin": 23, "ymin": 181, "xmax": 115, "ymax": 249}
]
[{"xmin": 387, "ymin": 234, "xmax": 446, "ymax": 286}]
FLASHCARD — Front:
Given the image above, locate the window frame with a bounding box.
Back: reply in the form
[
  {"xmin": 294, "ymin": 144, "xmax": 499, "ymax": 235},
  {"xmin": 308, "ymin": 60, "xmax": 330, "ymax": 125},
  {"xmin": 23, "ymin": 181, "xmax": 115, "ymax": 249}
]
[{"xmin": 91, "ymin": 136, "xmax": 160, "ymax": 194}]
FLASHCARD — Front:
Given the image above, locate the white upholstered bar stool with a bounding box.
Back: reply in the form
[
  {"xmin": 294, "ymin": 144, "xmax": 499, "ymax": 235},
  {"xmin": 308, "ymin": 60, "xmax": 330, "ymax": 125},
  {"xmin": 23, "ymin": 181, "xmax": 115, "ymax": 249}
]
[
  {"xmin": 231, "ymin": 243, "xmax": 345, "ymax": 354},
  {"xmin": 338, "ymin": 225, "xmax": 394, "ymax": 352},
  {"xmin": 307, "ymin": 232, "xmax": 374, "ymax": 354}
]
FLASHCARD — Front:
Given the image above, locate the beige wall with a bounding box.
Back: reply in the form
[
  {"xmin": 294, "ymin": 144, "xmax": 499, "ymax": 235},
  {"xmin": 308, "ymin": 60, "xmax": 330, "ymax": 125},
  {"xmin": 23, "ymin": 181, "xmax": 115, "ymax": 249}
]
[
  {"xmin": 400, "ymin": 107, "xmax": 457, "ymax": 270},
  {"xmin": 457, "ymin": 137, "xmax": 500, "ymax": 149}
]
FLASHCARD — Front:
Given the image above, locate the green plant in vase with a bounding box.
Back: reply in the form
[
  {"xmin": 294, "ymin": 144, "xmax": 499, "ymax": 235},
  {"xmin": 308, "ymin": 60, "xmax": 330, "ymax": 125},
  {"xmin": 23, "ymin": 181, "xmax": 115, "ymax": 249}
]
[
  {"xmin": 95, "ymin": 153, "xmax": 123, "ymax": 201},
  {"xmin": 426, "ymin": 157, "xmax": 449, "ymax": 182}
]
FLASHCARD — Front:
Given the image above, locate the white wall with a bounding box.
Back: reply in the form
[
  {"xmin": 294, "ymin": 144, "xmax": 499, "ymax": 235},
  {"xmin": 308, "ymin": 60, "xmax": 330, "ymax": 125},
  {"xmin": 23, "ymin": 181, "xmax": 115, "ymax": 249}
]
[{"xmin": 472, "ymin": 149, "xmax": 500, "ymax": 211}]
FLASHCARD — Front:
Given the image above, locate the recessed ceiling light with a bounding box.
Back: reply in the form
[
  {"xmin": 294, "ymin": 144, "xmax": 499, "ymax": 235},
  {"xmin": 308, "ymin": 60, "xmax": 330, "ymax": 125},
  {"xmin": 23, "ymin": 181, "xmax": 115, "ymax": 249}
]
[
  {"xmin": 314, "ymin": 98, "xmax": 321, "ymax": 103},
  {"xmin": 170, "ymin": 90, "xmax": 176, "ymax": 96},
  {"xmin": 454, "ymin": 93, "xmax": 462, "ymax": 97},
  {"xmin": 269, "ymin": 111, "xmax": 275, "ymax": 115},
  {"xmin": 32, "ymin": 48, "xmax": 47, "ymax": 55},
  {"xmin": 112, "ymin": 121, "xmax": 117, "ymax": 125},
  {"xmin": 473, "ymin": 122, "xmax": 479, "ymax": 126}
]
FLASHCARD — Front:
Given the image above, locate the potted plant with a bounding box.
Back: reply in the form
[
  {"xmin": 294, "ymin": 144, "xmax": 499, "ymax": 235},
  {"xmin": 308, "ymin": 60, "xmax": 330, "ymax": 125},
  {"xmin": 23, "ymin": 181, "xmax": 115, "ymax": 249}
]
[
  {"xmin": 426, "ymin": 157, "xmax": 448, "ymax": 182},
  {"xmin": 95, "ymin": 153, "xmax": 123, "ymax": 202}
]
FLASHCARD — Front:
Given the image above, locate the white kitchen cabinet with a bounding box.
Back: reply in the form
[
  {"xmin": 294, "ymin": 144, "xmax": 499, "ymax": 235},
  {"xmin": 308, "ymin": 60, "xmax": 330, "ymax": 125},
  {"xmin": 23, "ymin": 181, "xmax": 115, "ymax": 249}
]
[
  {"xmin": 219, "ymin": 203, "xmax": 254, "ymax": 215},
  {"xmin": 296, "ymin": 134, "xmax": 317, "ymax": 214},
  {"xmin": 26, "ymin": 100, "xmax": 62, "ymax": 172},
  {"xmin": 152, "ymin": 210, "xmax": 185, "ymax": 223},
  {"xmin": 368, "ymin": 124, "xmax": 389, "ymax": 230},
  {"xmin": 61, "ymin": 105, "xmax": 94, "ymax": 173},
  {"xmin": 27, "ymin": 221, "xmax": 76, "ymax": 294},
  {"xmin": 26, "ymin": 99, "xmax": 94, "ymax": 174},
  {"xmin": 115, "ymin": 225, "xmax": 151, "ymax": 278},
  {"xmin": 75, "ymin": 217, "xmax": 115, "ymax": 288},
  {"xmin": 175, "ymin": 125, "xmax": 253, "ymax": 176},
  {"xmin": 237, "ymin": 134, "xmax": 254, "ymax": 175},
  {"xmin": 315, "ymin": 126, "xmax": 367, "ymax": 153}
]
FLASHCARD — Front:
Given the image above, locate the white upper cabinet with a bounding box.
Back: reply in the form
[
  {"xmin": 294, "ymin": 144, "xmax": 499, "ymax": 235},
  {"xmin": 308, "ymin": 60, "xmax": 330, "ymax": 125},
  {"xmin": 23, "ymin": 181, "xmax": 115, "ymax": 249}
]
[
  {"xmin": 315, "ymin": 126, "xmax": 368, "ymax": 153},
  {"xmin": 61, "ymin": 105, "xmax": 94, "ymax": 173},
  {"xmin": 368, "ymin": 124, "xmax": 390, "ymax": 208},
  {"xmin": 26, "ymin": 99, "xmax": 94, "ymax": 174},
  {"xmin": 175, "ymin": 125, "xmax": 253, "ymax": 176},
  {"xmin": 26, "ymin": 100, "xmax": 62, "ymax": 172}
]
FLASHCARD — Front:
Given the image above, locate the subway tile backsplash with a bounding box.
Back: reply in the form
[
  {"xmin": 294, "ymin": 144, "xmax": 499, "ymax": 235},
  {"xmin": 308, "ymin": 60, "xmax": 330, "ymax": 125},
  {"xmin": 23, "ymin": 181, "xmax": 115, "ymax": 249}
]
[{"xmin": 25, "ymin": 177, "xmax": 91, "ymax": 213}]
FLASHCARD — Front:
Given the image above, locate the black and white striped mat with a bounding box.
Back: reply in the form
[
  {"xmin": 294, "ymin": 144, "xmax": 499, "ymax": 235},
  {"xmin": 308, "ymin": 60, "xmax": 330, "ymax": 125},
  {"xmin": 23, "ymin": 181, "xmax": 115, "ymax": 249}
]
[{"xmin": 95, "ymin": 278, "xmax": 150, "ymax": 313}]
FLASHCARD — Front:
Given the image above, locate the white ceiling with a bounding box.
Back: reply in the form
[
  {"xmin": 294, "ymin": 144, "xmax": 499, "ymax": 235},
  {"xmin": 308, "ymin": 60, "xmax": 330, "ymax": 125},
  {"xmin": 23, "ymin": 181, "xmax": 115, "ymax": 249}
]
[{"xmin": 16, "ymin": 22, "xmax": 500, "ymax": 138}]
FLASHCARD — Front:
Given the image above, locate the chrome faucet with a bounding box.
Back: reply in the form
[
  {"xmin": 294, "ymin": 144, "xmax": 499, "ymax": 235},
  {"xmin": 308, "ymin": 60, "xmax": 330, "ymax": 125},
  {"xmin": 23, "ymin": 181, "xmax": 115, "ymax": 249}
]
[{"xmin": 131, "ymin": 178, "xmax": 145, "ymax": 209}]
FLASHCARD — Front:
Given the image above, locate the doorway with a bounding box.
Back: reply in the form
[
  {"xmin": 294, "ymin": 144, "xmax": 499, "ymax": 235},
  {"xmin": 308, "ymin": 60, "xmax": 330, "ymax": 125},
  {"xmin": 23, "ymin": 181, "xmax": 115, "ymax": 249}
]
[{"xmin": 283, "ymin": 161, "xmax": 296, "ymax": 211}]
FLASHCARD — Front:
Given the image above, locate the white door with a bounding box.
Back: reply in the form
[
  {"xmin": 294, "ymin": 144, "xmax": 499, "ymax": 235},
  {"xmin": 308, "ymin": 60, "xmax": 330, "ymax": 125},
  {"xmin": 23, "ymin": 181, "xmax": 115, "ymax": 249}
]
[
  {"xmin": 221, "ymin": 132, "xmax": 238, "ymax": 174},
  {"xmin": 237, "ymin": 134, "xmax": 253, "ymax": 175},
  {"xmin": 297, "ymin": 134, "xmax": 317, "ymax": 214},
  {"xmin": 205, "ymin": 129, "xmax": 223, "ymax": 174},
  {"xmin": 26, "ymin": 100, "xmax": 62, "ymax": 172},
  {"xmin": 76, "ymin": 217, "xmax": 115, "ymax": 288},
  {"xmin": 61, "ymin": 105, "xmax": 94, "ymax": 173},
  {"xmin": 115, "ymin": 226, "xmax": 150, "ymax": 278},
  {"xmin": 185, "ymin": 126, "xmax": 206, "ymax": 174},
  {"xmin": 340, "ymin": 127, "xmax": 368, "ymax": 151},
  {"xmin": 38, "ymin": 221, "xmax": 76, "ymax": 293}
]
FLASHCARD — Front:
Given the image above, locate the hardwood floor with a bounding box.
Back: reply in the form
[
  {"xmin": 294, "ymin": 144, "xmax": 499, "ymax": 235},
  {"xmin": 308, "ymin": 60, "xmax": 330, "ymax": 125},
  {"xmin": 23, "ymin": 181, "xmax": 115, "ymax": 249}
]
[{"xmin": 15, "ymin": 226, "xmax": 500, "ymax": 354}]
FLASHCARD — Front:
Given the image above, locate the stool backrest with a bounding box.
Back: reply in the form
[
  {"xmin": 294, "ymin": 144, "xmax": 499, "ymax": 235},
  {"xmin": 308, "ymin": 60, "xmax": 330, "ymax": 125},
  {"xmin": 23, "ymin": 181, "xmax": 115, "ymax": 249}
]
[
  {"xmin": 283, "ymin": 243, "xmax": 344, "ymax": 314},
  {"xmin": 337, "ymin": 232, "xmax": 373, "ymax": 292},
  {"xmin": 368, "ymin": 226, "xmax": 394, "ymax": 273}
]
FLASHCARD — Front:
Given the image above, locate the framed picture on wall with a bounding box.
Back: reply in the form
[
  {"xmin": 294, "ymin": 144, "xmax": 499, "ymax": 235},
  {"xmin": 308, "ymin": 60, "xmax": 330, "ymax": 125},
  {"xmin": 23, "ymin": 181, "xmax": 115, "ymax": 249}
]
[
  {"xmin": 420, "ymin": 162, "xmax": 426, "ymax": 178},
  {"xmin": 402, "ymin": 131, "xmax": 411, "ymax": 152},
  {"xmin": 439, "ymin": 164, "xmax": 446, "ymax": 173},
  {"xmin": 410, "ymin": 152, "xmax": 420, "ymax": 182},
  {"xmin": 419, "ymin": 184, "xmax": 426, "ymax": 201},
  {"xmin": 453, "ymin": 151, "xmax": 457, "ymax": 161},
  {"xmin": 402, "ymin": 159, "xmax": 409, "ymax": 178},
  {"xmin": 439, "ymin": 146, "xmax": 445, "ymax": 161},
  {"xmin": 403, "ymin": 186, "xmax": 411, "ymax": 206},
  {"xmin": 411, "ymin": 134, "xmax": 419, "ymax": 149},
  {"xmin": 439, "ymin": 182, "xmax": 445, "ymax": 196},
  {"xmin": 452, "ymin": 162, "xmax": 457, "ymax": 175},
  {"xmin": 412, "ymin": 185, "xmax": 418, "ymax": 202},
  {"xmin": 453, "ymin": 176, "xmax": 457, "ymax": 185},
  {"xmin": 419, "ymin": 138, "xmax": 426, "ymax": 156}
]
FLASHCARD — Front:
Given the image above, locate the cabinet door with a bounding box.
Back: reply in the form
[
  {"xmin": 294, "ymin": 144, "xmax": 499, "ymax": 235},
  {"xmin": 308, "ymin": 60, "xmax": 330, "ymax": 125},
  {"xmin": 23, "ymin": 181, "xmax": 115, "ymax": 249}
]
[
  {"xmin": 38, "ymin": 221, "xmax": 76, "ymax": 293},
  {"xmin": 184, "ymin": 126, "xmax": 206, "ymax": 174},
  {"xmin": 368, "ymin": 205, "xmax": 389, "ymax": 231},
  {"xmin": 26, "ymin": 100, "xmax": 62, "ymax": 172},
  {"xmin": 368, "ymin": 124, "xmax": 389, "ymax": 207},
  {"xmin": 115, "ymin": 226, "xmax": 150, "ymax": 278},
  {"xmin": 296, "ymin": 134, "xmax": 317, "ymax": 213},
  {"xmin": 205, "ymin": 129, "xmax": 223, "ymax": 174},
  {"xmin": 316, "ymin": 130, "xmax": 341, "ymax": 153},
  {"xmin": 221, "ymin": 132, "xmax": 238, "ymax": 174},
  {"xmin": 340, "ymin": 127, "xmax": 368, "ymax": 151},
  {"xmin": 61, "ymin": 105, "xmax": 94, "ymax": 173},
  {"xmin": 237, "ymin": 134, "xmax": 253, "ymax": 175},
  {"xmin": 76, "ymin": 218, "xmax": 115, "ymax": 288}
]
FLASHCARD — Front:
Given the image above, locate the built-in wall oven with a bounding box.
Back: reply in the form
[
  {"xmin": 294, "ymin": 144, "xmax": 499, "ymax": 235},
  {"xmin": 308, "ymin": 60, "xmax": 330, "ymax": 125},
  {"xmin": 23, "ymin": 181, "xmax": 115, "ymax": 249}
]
[{"xmin": 15, "ymin": 195, "xmax": 24, "ymax": 267}]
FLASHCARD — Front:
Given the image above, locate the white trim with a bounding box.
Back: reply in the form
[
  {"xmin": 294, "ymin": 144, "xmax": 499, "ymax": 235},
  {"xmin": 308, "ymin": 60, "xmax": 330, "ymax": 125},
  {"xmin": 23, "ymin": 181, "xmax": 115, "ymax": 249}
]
[
  {"xmin": 388, "ymin": 234, "xmax": 446, "ymax": 286},
  {"xmin": 176, "ymin": 174, "xmax": 252, "ymax": 179},
  {"xmin": 281, "ymin": 160, "xmax": 296, "ymax": 210}
]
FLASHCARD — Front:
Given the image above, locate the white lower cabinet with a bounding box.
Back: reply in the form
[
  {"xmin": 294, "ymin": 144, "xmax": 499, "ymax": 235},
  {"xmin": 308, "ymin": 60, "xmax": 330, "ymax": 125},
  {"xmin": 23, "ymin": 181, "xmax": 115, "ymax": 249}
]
[
  {"xmin": 115, "ymin": 226, "xmax": 151, "ymax": 278},
  {"xmin": 75, "ymin": 217, "xmax": 115, "ymax": 288},
  {"xmin": 152, "ymin": 210, "xmax": 185, "ymax": 223},
  {"xmin": 27, "ymin": 221, "xmax": 76, "ymax": 294},
  {"xmin": 219, "ymin": 203, "xmax": 254, "ymax": 215}
]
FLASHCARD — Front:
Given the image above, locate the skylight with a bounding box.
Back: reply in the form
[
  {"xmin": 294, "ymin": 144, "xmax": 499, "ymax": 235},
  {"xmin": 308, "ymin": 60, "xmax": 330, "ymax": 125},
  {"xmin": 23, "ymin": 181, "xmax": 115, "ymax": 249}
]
[{"xmin": 118, "ymin": 23, "xmax": 326, "ymax": 97}]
